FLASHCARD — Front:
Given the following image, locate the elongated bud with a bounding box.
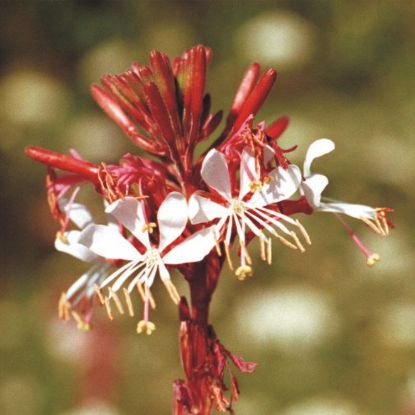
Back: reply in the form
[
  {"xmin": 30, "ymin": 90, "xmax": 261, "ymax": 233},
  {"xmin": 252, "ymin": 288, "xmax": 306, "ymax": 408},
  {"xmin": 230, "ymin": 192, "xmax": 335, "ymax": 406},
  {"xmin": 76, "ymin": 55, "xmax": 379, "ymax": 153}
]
[{"xmin": 25, "ymin": 146, "xmax": 98, "ymax": 181}]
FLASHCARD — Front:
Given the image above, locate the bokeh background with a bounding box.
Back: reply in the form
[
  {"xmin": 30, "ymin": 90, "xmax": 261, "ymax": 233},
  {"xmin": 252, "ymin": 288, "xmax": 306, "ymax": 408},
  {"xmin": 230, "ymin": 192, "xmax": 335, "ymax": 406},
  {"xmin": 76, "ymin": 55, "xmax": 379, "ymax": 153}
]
[{"xmin": 1, "ymin": 1, "xmax": 414, "ymax": 414}]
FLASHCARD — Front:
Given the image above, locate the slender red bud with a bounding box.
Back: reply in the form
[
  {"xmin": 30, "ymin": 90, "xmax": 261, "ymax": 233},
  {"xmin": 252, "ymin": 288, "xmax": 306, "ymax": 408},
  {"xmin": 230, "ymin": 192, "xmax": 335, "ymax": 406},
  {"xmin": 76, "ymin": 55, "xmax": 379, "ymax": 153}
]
[
  {"xmin": 266, "ymin": 116, "xmax": 289, "ymax": 140},
  {"xmin": 25, "ymin": 146, "xmax": 99, "ymax": 181},
  {"xmin": 233, "ymin": 68, "xmax": 277, "ymax": 131}
]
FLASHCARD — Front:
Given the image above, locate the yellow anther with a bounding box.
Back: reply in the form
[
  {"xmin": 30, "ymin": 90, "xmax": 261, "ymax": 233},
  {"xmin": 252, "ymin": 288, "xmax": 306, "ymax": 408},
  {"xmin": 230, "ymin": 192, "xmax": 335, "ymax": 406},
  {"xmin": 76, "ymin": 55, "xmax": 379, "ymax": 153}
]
[
  {"xmin": 94, "ymin": 284, "xmax": 105, "ymax": 305},
  {"xmin": 249, "ymin": 181, "xmax": 262, "ymax": 192},
  {"xmin": 137, "ymin": 320, "xmax": 156, "ymax": 335},
  {"xmin": 163, "ymin": 280, "xmax": 181, "ymax": 305},
  {"xmin": 141, "ymin": 222, "xmax": 157, "ymax": 233},
  {"xmin": 235, "ymin": 265, "xmax": 253, "ymax": 281},
  {"xmin": 367, "ymin": 253, "xmax": 380, "ymax": 267},
  {"xmin": 56, "ymin": 231, "xmax": 69, "ymax": 244},
  {"xmin": 58, "ymin": 293, "xmax": 70, "ymax": 321},
  {"xmin": 262, "ymin": 176, "xmax": 272, "ymax": 185},
  {"xmin": 123, "ymin": 288, "xmax": 135, "ymax": 317},
  {"xmin": 71, "ymin": 312, "xmax": 91, "ymax": 332}
]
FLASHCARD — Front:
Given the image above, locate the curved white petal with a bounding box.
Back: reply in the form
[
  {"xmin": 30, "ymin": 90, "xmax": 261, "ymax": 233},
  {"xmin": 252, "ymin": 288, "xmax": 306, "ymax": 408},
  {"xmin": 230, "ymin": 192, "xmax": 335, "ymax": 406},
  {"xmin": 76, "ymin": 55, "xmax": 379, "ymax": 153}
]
[
  {"xmin": 188, "ymin": 194, "xmax": 229, "ymax": 224},
  {"xmin": 249, "ymin": 164, "xmax": 302, "ymax": 207},
  {"xmin": 303, "ymin": 138, "xmax": 335, "ymax": 177},
  {"xmin": 201, "ymin": 149, "xmax": 232, "ymax": 201},
  {"xmin": 105, "ymin": 197, "xmax": 150, "ymax": 249},
  {"xmin": 78, "ymin": 224, "xmax": 143, "ymax": 261},
  {"xmin": 239, "ymin": 147, "xmax": 260, "ymax": 199},
  {"xmin": 158, "ymin": 192, "xmax": 188, "ymax": 251},
  {"xmin": 55, "ymin": 231, "xmax": 99, "ymax": 262},
  {"xmin": 59, "ymin": 199, "xmax": 93, "ymax": 229},
  {"xmin": 302, "ymin": 173, "xmax": 329, "ymax": 208},
  {"xmin": 318, "ymin": 201, "xmax": 376, "ymax": 219},
  {"xmin": 162, "ymin": 226, "xmax": 216, "ymax": 265}
]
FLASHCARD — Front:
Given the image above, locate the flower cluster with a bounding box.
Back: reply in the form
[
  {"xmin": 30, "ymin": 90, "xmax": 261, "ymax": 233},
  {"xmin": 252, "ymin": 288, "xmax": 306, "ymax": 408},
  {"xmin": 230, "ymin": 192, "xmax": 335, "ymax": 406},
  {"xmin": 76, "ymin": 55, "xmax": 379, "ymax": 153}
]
[{"xmin": 26, "ymin": 45, "xmax": 392, "ymax": 413}]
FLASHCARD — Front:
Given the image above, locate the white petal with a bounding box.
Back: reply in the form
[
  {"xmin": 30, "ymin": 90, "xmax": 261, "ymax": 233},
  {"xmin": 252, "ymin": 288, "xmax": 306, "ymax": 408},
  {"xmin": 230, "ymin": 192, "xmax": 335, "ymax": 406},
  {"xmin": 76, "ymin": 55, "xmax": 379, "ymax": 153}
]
[
  {"xmin": 162, "ymin": 226, "xmax": 216, "ymax": 265},
  {"xmin": 249, "ymin": 164, "xmax": 302, "ymax": 207},
  {"xmin": 239, "ymin": 147, "xmax": 260, "ymax": 199},
  {"xmin": 201, "ymin": 149, "xmax": 232, "ymax": 200},
  {"xmin": 188, "ymin": 194, "xmax": 229, "ymax": 224},
  {"xmin": 59, "ymin": 199, "xmax": 93, "ymax": 229},
  {"xmin": 302, "ymin": 173, "xmax": 329, "ymax": 208},
  {"xmin": 55, "ymin": 231, "xmax": 99, "ymax": 262},
  {"xmin": 157, "ymin": 192, "xmax": 188, "ymax": 251},
  {"xmin": 78, "ymin": 224, "xmax": 142, "ymax": 261},
  {"xmin": 105, "ymin": 197, "xmax": 150, "ymax": 248},
  {"xmin": 158, "ymin": 261, "xmax": 171, "ymax": 281},
  {"xmin": 264, "ymin": 144, "xmax": 275, "ymax": 164},
  {"xmin": 303, "ymin": 138, "xmax": 335, "ymax": 177},
  {"xmin": 318, "ymin": 200, "xmax": 376, "ymax": 220}
]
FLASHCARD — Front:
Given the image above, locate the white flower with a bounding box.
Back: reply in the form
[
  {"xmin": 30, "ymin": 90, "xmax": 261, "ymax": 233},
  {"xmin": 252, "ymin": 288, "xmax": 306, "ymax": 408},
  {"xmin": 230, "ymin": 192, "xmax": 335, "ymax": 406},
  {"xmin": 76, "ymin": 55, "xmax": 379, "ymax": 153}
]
[
  {"xmin": 77, "ymin": 192, "xmax": 216, "ymax": 331},
  {"xmin": 188, "ymin": 148, "xmax": 310, "ymax": 278},
  {"xmin": 302, "ymin": 138, "xmax": 389, "ymax": 236},
  {"xmin": 54, "ymin": 193, "xmax": 111, "ymax": 330}
]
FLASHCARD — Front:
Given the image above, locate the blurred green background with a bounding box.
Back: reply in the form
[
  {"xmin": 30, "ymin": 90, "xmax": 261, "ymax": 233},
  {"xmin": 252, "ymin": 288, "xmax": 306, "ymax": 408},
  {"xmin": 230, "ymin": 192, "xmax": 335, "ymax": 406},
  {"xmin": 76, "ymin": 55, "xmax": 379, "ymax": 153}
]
[{"xmin": 1, "ymin": 1, "xmax": 414, "ymax": 414}]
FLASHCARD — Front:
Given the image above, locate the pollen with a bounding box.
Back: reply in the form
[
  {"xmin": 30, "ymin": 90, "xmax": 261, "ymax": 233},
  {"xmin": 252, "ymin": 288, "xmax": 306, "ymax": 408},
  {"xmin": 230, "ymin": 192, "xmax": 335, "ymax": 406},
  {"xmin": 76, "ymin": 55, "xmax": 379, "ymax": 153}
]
[
  {"xmin": 71, "ymin": 311, "xmax": 91, "ymax": 332},
  {"xmin": 249, "ymin": 181, "xmax": 263, "ymax": 192},
  {"xmin": 137, "ymin": 320, "xmax": 156, "ymax": 335},
  {"xmin": 142, "ymin": 222, "xmax": 157, "ymax": 233},
  {"xmin": 56, "ymin": 231, "xmax": 69, "ymax": 244},
  {"xmin": 235, "ymin": 265, "xmax": 253, "ymax": 281},
  {"xmin": 366, "ymin": 253, "xmax": 380, "ymax": 267}
]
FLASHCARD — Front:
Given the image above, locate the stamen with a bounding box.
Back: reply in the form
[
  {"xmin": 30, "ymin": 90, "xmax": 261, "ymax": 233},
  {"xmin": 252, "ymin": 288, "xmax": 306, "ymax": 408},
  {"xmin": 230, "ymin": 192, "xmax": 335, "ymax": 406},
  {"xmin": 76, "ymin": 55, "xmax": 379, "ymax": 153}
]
[
  {"xmin": 249, "ymin": 181, "xmax": 262, "ymax": 192},
  {"xmin": 291, "ymin": 231, "xmax": 305, "ymax": 253},
  {"xmin": 276, "ymin": 234, "xmax": 298, "ymax": 250},
  {"xmin": 267, "ymin": 238, "xmax": 272, "ymax": 264},
  {"xmin": 224, "ymin": 243, "xmax": 234, "ymax": 270},
  {"xmin": 58, "ymin": 293, "xmax": 70, "ymax": 321},
  {"xmin": 136, "ymin": 320, "xmax": 156, "ymax": 335},
  {"xmin": 213, "ymin": 230, "xmax": 222, "ymax": 256},
  {"xmin": 163, "ymin": 280, "xmax": 181, "ymax": 304},
  {"xmin": 296, "ymin": 220, "xmax": 312, "ymax": 245},
  {"xmin": 259, "ymin": 237, "xmax": 266, "ymax": 261},
  {"xmin": 108, "ymin": 288, "xmax": 124, "ymax": 315},
  {"xmin": 136, "ymin": 283, "xmax": 156, "ymax": 310},
  {"xmin": 141, "ymin": 222, "xmax": 157, "ymax": 233},
  {"xmin": 104, "ymin": 296, "xmax": 114, "ymax": 320},
  {"xmin": 235, "ymin": 265, "xmax": 253, "ymax": 281},
  {"xmin": 71, "ymin": 311, "xmax": 90, "ymax": 331},
  {"xmin": 123, "ymin": 288, "xmax": 135, "ymax": 317},
  {"xmin": 56, "ymin": 231, "xmax": 69, "ymax": 244},
  {"xmin": 362, "ymin": 218, "xmax": 384, "ymax": 236},
  {"xmin": 94, "ymin": 284, "xmax": 105, "ymax": 305}
]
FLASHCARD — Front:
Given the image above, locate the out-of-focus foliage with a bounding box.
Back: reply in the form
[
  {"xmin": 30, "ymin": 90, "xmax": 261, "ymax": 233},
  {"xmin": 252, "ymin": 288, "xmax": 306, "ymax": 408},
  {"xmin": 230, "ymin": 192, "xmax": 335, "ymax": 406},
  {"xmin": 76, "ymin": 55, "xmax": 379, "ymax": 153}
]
[{"xmin": 1, "ymin": 1, "xmax": 414, "ymax": 414}]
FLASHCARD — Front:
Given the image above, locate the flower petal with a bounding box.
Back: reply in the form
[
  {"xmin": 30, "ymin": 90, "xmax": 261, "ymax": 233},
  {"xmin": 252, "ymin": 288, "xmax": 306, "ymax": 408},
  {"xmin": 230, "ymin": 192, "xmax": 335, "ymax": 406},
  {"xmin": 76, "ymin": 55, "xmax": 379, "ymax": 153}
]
[
  {"xmin": 303, "ymin": 138, "xmax": 335, "ymax": 177},
  {"xmin": 239, "ymin": 147, "xmax": 260, "ymax": 199},
  {"xmin": 55, "ymin": 230, "xmax": 99, "ymax": 262},
  {"xmin": 162, "ymin": 226, "xmax": 216, "ymax": 265},
  {"xmin": 188, "ymin": 194, "xmax": 229, "ymax": 224},
  {"xmin": 78, "ymin": 224, "xmax": 142, "ymax": 261},
  {"xmin": 249, "ymin": 164, "xmax": 301, "ymax": 207},
  {"xmin": 318, "ymin": 200, "xmax": 376, "ymax": 219},
  {"xmin": 201, "ymin": 149, "xmax": 232, "ymax": 201},
  {"xmin": 59, "ymin": 199, "xmax": 93, "ymax": 229},
  {"xmin": 302, "ymin": 173, "xmax": 329, "ymax": 208},
  {"xmin": 158, "ymin": 192, "xmax": 188, "ymax": 251},
  {"xmin": 105, "ymin": 197, "xmax": 150, "ymax": 249}
]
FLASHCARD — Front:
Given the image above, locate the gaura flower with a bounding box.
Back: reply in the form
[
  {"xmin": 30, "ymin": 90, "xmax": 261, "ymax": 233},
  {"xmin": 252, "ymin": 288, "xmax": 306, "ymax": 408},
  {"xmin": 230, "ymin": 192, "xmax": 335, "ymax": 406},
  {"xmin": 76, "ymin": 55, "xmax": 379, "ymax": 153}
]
[
  {"xmin": 79, "ymin": 192, "xmax": 216, "ymax": 334},
  {"xmin": 54, "ymin": 190, "xmax": 111, "ymax": 330},
  {"xmin": 301, "ymin": 138, "xmax": 392, "ymax": 266},
  {"xmin": 189, "ymin": 148, "xmax": 310, "ymax": 280}
]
